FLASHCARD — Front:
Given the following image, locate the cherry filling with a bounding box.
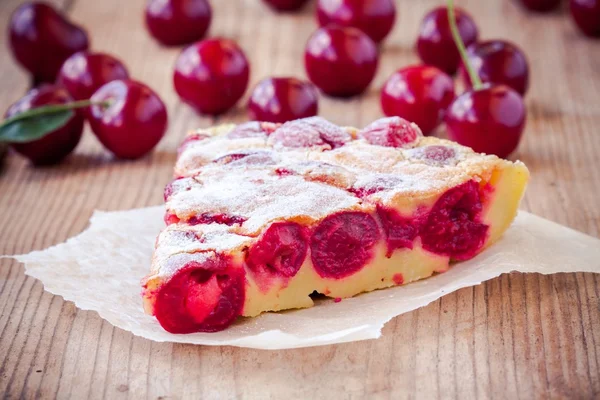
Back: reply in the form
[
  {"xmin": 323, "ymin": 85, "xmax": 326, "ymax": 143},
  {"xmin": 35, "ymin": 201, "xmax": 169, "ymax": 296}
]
[
  {"xmin": 188, "ymin": 213, "xmax": 247, "ymax": 226},
  {"xmin": 422, "ymin": 146, "xmax": 456, "ymax": 163},
  {"xmin": 177, "ymin": 133, "xmax": 210, "ymax": 155},
  {"xmin": 246, "ymin": 222, "xmax": 308, "ymax": 290},
  {"xmin": 310, "ymin": 211, "xmax": 381, "ymax": 279},
  {"xmin": 376, "ymin": 206, "xmax": 420, "ymax": 257},
  {"xmin": 226, "ymin": 121, "xmax": 281, "ymax": 139},
  {"xmin": 420, "ymin": 180, "xmax": 489, "ymax": 260},
  {"xmin": 268, "ymin": 117, "xmax": 351, "ymax": 149},
  {"xmin": 213, "ymin": 150, "xmax": 276, "ymax": 166},
  {"xmin": 359, "ymin": 117, "xmax": 422, "ymax": 148},
  {"xmin": 153, "ymin": 257, "xmax": 245, "ymax": 333}
]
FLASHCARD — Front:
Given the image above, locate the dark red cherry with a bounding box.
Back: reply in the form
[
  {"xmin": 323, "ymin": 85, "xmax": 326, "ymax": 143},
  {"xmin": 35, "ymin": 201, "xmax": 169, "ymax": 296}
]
[
  {"xmin": 445, "ymin": 84, "xmax": 526, "ymax": 159},
  {"xmin": 145, "ymin": 0, "xmax": 212, "ymax": 46},
  {"xmin": 57, "ymin": 52, "xmax": 129, "ymax": 101},
  {"xmin": 248, "ymin": 77, "xmax": 318, "ymax": 123},
  {"xmin": 89, "ymin": 80, "xmax": 168, "ymax": 159},
  {"xmin": 518, "ymin": 0, "xmax": 562, "ymax": 12},
  {"xmin": 460, "ymin": 40, "xmax": 530, "ymax": 96},
  {"xmin": 316, "ymin": 0, "xmax": 397, "ymax": 43},
  {"xmin": 381, "ymin": 65, "xmax": 455, "ymax": 135},
  {"xmin": 174, "ymin": 38, "xmax": 250, "ymax": 115},
  {"xmin": 416, "ymin": 6, "xmax": 478, "ymax": 74},
  {"xmin": 305, "ymin": 26, "xmax": 379, "ymax": 97},
  {"xmin": 4, "ymin": 85, "xmax": 84, "ymax": 165},
  {"xmin": 262, "ymin": 0, "xmax": 310, "ymax": 11},
  {"xmin": 570, "ymin": 0, "xmax": 600, "ymax": 37},
  {"xmin": 9, "ymin": 2, "xmax": 89, "ymax": 83}
]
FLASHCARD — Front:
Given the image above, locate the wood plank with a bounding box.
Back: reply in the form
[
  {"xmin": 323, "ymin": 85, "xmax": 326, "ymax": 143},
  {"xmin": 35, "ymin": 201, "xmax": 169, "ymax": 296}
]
[{"xmin": 0, "ymin": 0, "xmax": 599, "ymax": 398}]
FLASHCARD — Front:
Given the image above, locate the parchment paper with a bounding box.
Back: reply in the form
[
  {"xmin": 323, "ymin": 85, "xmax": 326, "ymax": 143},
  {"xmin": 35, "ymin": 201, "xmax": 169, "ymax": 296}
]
[{"xmin": 5, "ymin": 207, "xmax": 600, "ymax": 349}]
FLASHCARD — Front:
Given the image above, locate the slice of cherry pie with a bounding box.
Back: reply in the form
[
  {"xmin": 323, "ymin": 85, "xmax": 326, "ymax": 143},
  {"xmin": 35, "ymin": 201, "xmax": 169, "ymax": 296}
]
[{"xmin": 142, "ymin": 117, "xmax": 529, "ymax": 333}]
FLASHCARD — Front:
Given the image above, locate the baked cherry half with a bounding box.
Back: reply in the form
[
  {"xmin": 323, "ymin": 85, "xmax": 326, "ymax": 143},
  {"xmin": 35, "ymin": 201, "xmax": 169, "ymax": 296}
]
[
  {"xmin": 248, "ymin": 77, "xmax": 318, "ymax": 123},
  {"xmin": 246, "ymin": 222, "xmax": 308, "ymax": 291},
  {"xmin": 570, "ymin": 0, "xmax": 600, "ymax": 37},
  {"xmin": 262, "ymin": 0, "xmax": 310, "ymax": 11},
  {"xmin": 9, "ymin": 2, "xmax": 89, "ymax": 83},
  {"xmin": 145, "ymin": 0, "xmax": 212, "ymax": 46},
  {"xmin": 420, "ymin": 180, "xmax": 489, "ymax": 260},
  {"xmin": 58, "ymin": 52, "xmax": 129, "ymax": 101},
  {"xmin": 174, "ymin": 38, "xmax": 250, "ymax": 115},
  {"xmin": 316, "ymin": 0, "xmax": 397, "ymax": 43},
  {"xmin": 4, "ymin": 85, "xmax": 84, "ymax": 165},
  {"xmin": 381, "ymin": 65, "xmax": 455, "ymax": 135},
  {"xmin": 310, "ymin": 211, "xmax": 381, "ymax": 279},
  {"xmin": 89, "ymin": 80, "xmax": 168, "ymax": 159},
  {"xmin": 416, "ymin": 6, "xmax": 478, "ymax": 74},
  {"xmin": 152, "ymin": 256, "xmax": 245, "ymax": 333},
  {"xmin": 461, "ymin": 40, "xmax": 530, "ymax": 96},
  {"xmin": 305, "ymin": 26, "xmax": 379, "ymax": 97}
]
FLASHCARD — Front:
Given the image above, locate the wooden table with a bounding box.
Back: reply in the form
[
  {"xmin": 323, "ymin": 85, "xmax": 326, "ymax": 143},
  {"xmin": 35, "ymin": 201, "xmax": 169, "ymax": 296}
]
[{"xmin": 1, "ymin": 0, "xmax": 599, "ymax": 398}]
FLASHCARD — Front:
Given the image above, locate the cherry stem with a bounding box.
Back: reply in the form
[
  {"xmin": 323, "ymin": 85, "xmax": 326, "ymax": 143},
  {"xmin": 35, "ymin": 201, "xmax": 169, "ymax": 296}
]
[
  {"xmin": 0, "ymin": 99, "xmax": 111, "ymax": 128},
  {"xmin": 447, "ymin": 0, "xmax": 482, "ymax": 89}
]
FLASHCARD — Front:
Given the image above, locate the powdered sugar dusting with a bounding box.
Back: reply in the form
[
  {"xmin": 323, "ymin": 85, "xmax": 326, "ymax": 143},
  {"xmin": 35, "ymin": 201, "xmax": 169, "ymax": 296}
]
[{"xmin": 167, "ymin": 169, "xmax": 361, "ymax": 235}]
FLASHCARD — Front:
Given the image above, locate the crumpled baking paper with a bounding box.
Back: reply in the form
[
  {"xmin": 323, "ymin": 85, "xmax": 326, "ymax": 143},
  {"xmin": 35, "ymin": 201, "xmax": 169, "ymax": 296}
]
[{"xmin": 5, "ymin": 207, "xmax": 600, "ymax": 350}]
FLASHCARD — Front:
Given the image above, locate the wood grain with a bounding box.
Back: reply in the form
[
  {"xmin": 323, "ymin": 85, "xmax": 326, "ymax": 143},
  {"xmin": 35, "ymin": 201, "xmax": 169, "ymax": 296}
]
[{"xmin": 1, "ymin": 0, "xmax": 599, "ymax": 398}]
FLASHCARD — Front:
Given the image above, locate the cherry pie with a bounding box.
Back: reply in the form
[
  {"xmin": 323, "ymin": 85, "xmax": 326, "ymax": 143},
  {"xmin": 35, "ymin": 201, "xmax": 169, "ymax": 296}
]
[{"xmin": 142, "ymin": 117, "xmax": 529, "ymax": 333}]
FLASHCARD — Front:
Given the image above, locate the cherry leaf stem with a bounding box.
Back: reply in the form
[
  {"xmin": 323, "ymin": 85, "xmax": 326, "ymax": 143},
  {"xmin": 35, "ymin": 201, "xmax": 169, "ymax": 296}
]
[{"xmin": 447, "ymin": 0, "xmax": 482, "ymax": 89}]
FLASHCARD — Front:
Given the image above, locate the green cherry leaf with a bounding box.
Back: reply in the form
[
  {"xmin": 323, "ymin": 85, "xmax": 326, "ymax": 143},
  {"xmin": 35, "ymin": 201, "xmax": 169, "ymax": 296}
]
[{"xmin": 0, "ymin": 109, "xmax": 75, "ymax": 144}]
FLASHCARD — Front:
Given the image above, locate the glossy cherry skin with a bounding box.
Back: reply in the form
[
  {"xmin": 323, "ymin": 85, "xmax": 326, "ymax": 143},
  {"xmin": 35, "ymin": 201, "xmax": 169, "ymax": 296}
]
[
  {"xmin": 57, "ymin": 52, "xmax": 129, "ymax": 101},
  {"xmin": 174, "ymin": 38, "xmax": 250, "ymax": 115},
  {"xmin": 445, "ymin": 84, "xmax": 526, "ymax": 159},
  {"xmin": 145, "ymin": 0, "xmax": 212, "ymax": 46},
  {"xmin": 316, "ymin": 0, "xmax": 397, "ymax": 43},
  {"xmin": 417, "ymin": 6, "xmax": 479, "ymax": 75},
  {"xmin": 305, "ymin": 26, "xmax": 378, "ymax": 97},
  {"xmin": 381, "ymin": 65, "xmax": 455, "ymax": 136},
  {"xmin": 570, "ymin": 0, "xmax": 600, "ymax": 37},
  {"xmin": 4, "ymin": 85, "xmax": 84, "ymax": 165},
  {"xmin": 519, "ymin": 0, "xmax": 562, "ymax": 12},
  {"xmin": 262, "ymin": 0, "xmax": 310, "ymax": 11},
  {"xmin": 461, "ymin": 40, "xmax": 530, "ymax": 96},
  {"xmin": 89, "ymin": 80, "xmax": 168, "ymax": 159},
  {"xmin": 9, "ymin": 2, "xmax": 89, "ymax": 83},
  {"xmin": 248, "ymin": 77, "xmax": 318, "ymax": 123}
]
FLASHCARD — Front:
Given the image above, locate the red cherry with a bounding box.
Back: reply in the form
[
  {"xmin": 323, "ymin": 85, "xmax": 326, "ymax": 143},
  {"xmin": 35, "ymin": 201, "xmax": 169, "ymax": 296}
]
[
  {"xmin": 460, "ymin": 40, "xmax": 530, "ymax": 96},
  {"xmin": 570, "ymin": 0, "xmax": 600, "ymax": 37},
  {"xmin": 9, "ymin": 2, "xmax": 89, "ymax": 83},
  {"xmin": 445, "ymin": 84, "xmax": 526, "ymax": 159},
  {"xmin": 174, "ymin": 38, "xmax": 250, "ymax": 115},
  {"xmin": 305, "ymin": 26, "xmax": 378, "ymax": 97},
  {"xmin": 381, "ymin": 65, "xmax": 455, "ymax": 135},
  {"xmin": 316, "ymin": 0, "xmax": 397, "ymax": 43},
  {"xmin": 518, "ymin": 0, "xmax": 562, "ymax": 12},
  {"xmin": 4, "ymin": 85, "xmax": 84, "ymax": 165},
  {"xmin": 57, "ymin": 52, "xmax": 129, "ymax": 101},
  {"xmin": 248, "ymin": 77, "xmax": 318, "ymax": 123},
  {"xmin": 416, "ymin": 6, "xmax": 479, "ymax": 74},
  {"xmin": 145, "ymin": 0, "xmax": 212, "ymax": 46},
  {"xmin": 262, "ymin": 0, "xmax": 310, "ymax": 11},
  {"xmin": 88, "ymin": 80, "xmax": 168, "ymax": 159}
]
